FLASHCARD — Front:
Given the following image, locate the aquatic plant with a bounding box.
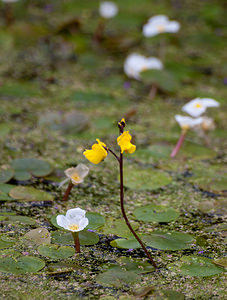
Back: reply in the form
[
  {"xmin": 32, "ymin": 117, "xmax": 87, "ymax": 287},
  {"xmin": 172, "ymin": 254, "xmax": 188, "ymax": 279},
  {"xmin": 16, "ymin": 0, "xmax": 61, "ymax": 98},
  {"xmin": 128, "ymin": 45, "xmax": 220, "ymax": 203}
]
[
  {"xmin": 84, "ymin": 118, "xmax": 157, "ymax": 268},
  {"xmin": 182, "ymin": 98, "xmax": 220, "ymax": 117},
  {"xmin": 143, "ymin": 15, "xmax": 180, "ymax": 37},
  {"xmin": 60, "ymin": 164, "xmax": 89, "ymax": 201},
  {"xmin": 56, "ymin": 208, "xmax": 89, "ymax": 253}
]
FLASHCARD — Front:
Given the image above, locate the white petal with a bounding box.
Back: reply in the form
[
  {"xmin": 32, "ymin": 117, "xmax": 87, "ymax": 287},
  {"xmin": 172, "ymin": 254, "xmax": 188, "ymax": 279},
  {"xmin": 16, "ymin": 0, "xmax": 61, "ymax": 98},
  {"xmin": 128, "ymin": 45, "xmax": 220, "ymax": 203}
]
[
  {"xmin": 64, "ymin": 167, "xmax": 77, "ymax": 178},
  {"xmin": 75, "ymin": 164, "xmax": 89, "ymax": 179},
  {"xmin": 146, "ymin": 57, "xmax": 163, "ymax": 70},
  {"xmin": 182, "ymin": 99, "xmax": 207, "ymax": 117},
  {"xmin": 143, "ymin": 23, "xmax": 159, "ymax": 37},
  {"xmin": 175, "ymin": 115, "xmax": 203, "ymax": 128},
  {"xmin": 56, "ymin": 215, "xmax": 70, "ymax": 230},
  {"xmin": 66, "ymin": 208, "xmax": 86, "ymax": 220},
  {"xmin": 99, "ymin": 1, "xmax": 118, "ymax": 18},
  {"xmin": 166, "ymin": 21, "xmax": 180, "ymax": 33},
  {"xmin": 78, "ymin": 217, "xmax": 89, "ymax": 231},
  {"xmin": 201, "ymin": 98, "xmax": 219, "ymax": 107},
  {"xmin": 148, "ymin": 15, "xmax": 168, "ymax": 24}
]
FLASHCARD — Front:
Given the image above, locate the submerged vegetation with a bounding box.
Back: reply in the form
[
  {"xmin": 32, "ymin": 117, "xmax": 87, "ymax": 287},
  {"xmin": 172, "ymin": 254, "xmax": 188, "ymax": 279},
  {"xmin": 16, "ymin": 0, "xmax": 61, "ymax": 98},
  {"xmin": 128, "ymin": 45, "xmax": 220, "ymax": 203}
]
[{"xmin": 0, "ymin": 0, "xmax": 226, "ymax": 299}]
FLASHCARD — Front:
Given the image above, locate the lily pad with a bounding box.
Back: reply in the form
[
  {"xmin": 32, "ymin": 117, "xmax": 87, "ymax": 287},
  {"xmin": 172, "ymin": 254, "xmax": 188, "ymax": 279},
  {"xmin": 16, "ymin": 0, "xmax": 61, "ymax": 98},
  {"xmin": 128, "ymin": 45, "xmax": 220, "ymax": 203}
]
[
  {"xmin": 96, "ymin": 269, "xmax": 140, "ymax": 287},
  {"xmin": 11, "ymin": 158, "xmax": 52, "ymax": 181},
  {"xmin": 0, "ymin": 256, "xmax": 45, "ymax": 274},
  {"xmin": 51, "ymin": 230, "xmax": 99, "ymax": 246},
  {"xmin": 2, "ymin": 215, "xmax": 36, "ymax": 225},
  {"xmin": 0, "ymin": 184, "xmax": 15, "ymax": 201},
  {"xmin": 141, "ymin": 69, "xmax": 179, "ymax": 93},
  {"xmin": 86, "ymin": 212, "xmax": 105, "ymax": 230},
  {"xmin": 133, "ymin": 204, "xmax": 179, "ymax": 223},
  {"xmin": 111, "ymin": 231, "xmax": 194, "ymax": 250},
  {"xmin": 101, "ymin": 219, "xmax": 139, "ymax": 238},
  {"xmin": 0, "ymin": 236, "xmax": 16, "ymax": 250},
  {"xmin": 24, "ymin": 228, "xmax": 51, "ymax": 245},
  {"xmin": 167, "ymin": 256, "xmax": 225, "ymax": 277},
  {"xmin": 0, "ymin": 167, "xmax": 14, "ymax": 183},
  {"xmin": 38, "ymin": 244, "xmax": 75, "ymax": 259},
  {"xmin": 213, "ymin": 258, "xmax": 227, "ymax": 268},
  {"xmin": 9, "ymin": 186, "xmax": 54, "ymax": 202},
  {"xmin": 123, "ymin": 165, "xmax": 172, "ymax": 190}
]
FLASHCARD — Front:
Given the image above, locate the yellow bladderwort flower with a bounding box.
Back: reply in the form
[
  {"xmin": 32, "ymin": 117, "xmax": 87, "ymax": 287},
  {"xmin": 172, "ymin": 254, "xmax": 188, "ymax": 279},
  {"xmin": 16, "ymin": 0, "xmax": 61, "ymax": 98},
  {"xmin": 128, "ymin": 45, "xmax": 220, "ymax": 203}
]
[
  {"xmin": 117, "ymin": 131, "xmax": 136, "ymax": 154},
  {"xmin": 83, "ymin": 139, "xmax": 108, "ymax": 164}
]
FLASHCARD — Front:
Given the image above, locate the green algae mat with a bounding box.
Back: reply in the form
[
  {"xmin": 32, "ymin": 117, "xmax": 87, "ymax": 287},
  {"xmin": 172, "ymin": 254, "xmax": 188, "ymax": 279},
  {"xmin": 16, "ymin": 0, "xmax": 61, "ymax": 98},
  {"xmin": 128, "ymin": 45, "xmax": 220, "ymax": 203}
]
[{"xmin": 0, "ymin": 0, "xmax": 226, "ymax": 299}]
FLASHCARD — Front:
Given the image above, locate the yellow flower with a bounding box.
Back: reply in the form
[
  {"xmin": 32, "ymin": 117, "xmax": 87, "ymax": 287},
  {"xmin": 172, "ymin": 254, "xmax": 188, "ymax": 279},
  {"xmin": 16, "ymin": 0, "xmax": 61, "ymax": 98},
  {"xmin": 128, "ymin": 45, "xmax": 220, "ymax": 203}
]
[
  {"xmin": 117, "ymin": 131, "xmax": 136, "ymax": 154},
  {"xmin": 83, "ymin": 139, "xmax": 108, "ymax": 164}
]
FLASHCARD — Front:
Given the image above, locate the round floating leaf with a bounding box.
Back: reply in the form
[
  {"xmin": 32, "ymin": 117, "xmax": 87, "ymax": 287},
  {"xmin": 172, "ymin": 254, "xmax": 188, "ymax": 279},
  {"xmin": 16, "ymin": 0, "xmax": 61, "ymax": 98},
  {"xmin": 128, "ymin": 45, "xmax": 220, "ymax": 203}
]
[
  {"xmin": 11, "ymin": 158, "xmax": 52, "ymax": 180},
  {"xmin": 180, "ymin": 141, "xmax": 216, "ymax": 159},
  {"xmin": 0, "ymin": 167, "xmax": 14, "ymax": 183},
  {"xmin": 24, "ymin": 228, "xmax": 51, "ymax": 245},
  {"xmin": 71, "ymin": 91, "xmax": 115, "ymax": 104},
  {"xmin": 0, "ymin": 249, "xmax": 20, "ymax": 258},
  {"xmin": 0, "ymin": 256, "xmax": 45, "ymax": 274},
  {"xmin": 110, "ymin": 238, "xmax": 141, "ymax": 249},
  {"xmin": 3, "ymin": 215, "xmax": 36, "ymax": 225},
  {"xmin": 213, "ymin": 258, "xmax": 227, "ymax": 268},
  {"xmin": 0, "ymin": 236, "xmax": 16, "ymax": 250},
  {"xmin": 143, "ymin": 231, "xmax": 194, "ymax": 250},
  {"xmin": 0, "ymin": 184, "xmax": 15, "ymax": 201},
  {"xmin": 101, "ymin": 219, "xmax": 139, "ymax": 238},
  {"xmin": 119, "ymin": 257, "xmax": 155, "ymax": 274},
  {"xmin": 96, "ymin": 269, "xmax": 140, "ymax": 287},
  {"xmin": 123, "ymin": 165, "xmax": 172, "ymax": 190},
  {"xmin": 141, "ymin": 69, "xmax": 179, "ymax": 93},
  {"xmin": 51, "ymin": 230, "xmax": 99, "ymax": 246},
  {"xmin": 9, "ymin": 186, "xmax": 54, "ymax": 202},
  {"xmin": 134, "ymin": 204, "xmax": 179, "ymax": 223},
  {"xmin": 38, "ymin": 244, "xmax": 75, "ymax": 259},
  {"xmin": 86, "ymin": 212, "xmax": 105, "ymax": 230},
  {"xmin": 167, "ymin": 256, "xmax": 225, "ymax": 277}
]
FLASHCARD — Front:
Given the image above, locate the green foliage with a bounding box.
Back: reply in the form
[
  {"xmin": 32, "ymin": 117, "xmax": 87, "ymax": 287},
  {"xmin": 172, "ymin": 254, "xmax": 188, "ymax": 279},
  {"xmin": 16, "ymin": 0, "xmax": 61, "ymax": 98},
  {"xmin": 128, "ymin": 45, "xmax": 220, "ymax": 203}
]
[
  {"xmin": 86, "ymin": 212, "xmax": 105, "ymax": 230},
  {"xmin": 96, "ymin": 269, "xmax": 140, "ymax": 287},
  {"xmin": 11, "ymin": 158, "xmax": 52, "ymax": 180},
  {"xmin": 133, "ymin": 204, "xmax": 179, "ymax": 223},
  {"xmin": 0, "ymin": 236, "xmax": 16, "ymax": 250},
  {"xmin": 23, "ymin": 228, "xmax": 51, "ymax": 245},
  {"xmin": 9, "ymin": 186, "xmax": 54, "ymax": 202},
  {"xmin": 38, "ymin": 244, "xmax": 75, "ymax": 259},
  {"xmin": 101, "ymin": 218, "xmax": 139, "ymax": 238},
  {"xmin": 51, "ymin": 230, "xmax": 99, "ymax": 246},
  {"xmin": 168, "ymin": 256, "xmax": 225, "ymax": 277},
  {"xmin": 0, "ymin": 255, "xmax": 45, "ymax": 274}
]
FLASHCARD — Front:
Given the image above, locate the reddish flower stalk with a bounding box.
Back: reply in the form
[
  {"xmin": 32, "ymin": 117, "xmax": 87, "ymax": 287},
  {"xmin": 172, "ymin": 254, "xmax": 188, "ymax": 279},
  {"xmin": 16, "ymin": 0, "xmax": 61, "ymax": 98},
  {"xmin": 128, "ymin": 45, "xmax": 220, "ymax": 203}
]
[
  {"xmin": 72, "ymin": 232, "xmax": 80, "ymax": 253},
  {"xmin": 170, "ymin": 131, "xmax": 187, "ymax": 158},
  {"xmin": 62, "ymin": 182, "xmax": 73, "ymax": 201}
]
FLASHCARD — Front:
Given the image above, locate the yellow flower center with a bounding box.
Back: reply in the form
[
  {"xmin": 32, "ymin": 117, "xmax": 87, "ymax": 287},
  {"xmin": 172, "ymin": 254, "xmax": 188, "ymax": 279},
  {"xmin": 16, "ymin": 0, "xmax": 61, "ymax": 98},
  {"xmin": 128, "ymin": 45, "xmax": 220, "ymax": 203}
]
[
  {"xmin": 157, "ymin": 25, "xmax": 165, "ymax": 32},
  {"xmin": 69, "ymin": 224, "xmax": 79, "ymax": 231},
  {"xmin": 71, "ymin": 173, "xmax": 80, "ymax": 182},
  {"xmin": 194, "ymin": 103, "xmax": 202, "ymax": 108},
  {"xmin": 182, "ymin": 124, "xmax": 189, "ymax": 131}
]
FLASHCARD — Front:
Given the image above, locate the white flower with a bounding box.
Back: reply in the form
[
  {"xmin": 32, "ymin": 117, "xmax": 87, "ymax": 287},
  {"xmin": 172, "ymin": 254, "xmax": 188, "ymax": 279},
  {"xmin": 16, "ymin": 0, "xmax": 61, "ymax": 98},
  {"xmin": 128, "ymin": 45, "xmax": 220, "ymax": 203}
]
[
  {"xmin": 99, "ymin": 1, "xmax": 118, "ymax": 19},
  {"xmin": 56, "ymin": 208, "xmax": 89, "ymax": 232},
  {"xmin": 143, "ymin": 15, "xmax": 180, "ymax": 37},
  {"xmin": 124, "ymin": 53, "xmax": 163, "ymax": 80},
  {"xmin": 59, "ymin": 163, "xmax": 89, "ymax": 188},
  {"xmin": 200, "ymin": 117, "xmax": 215, "ymax": 131},
  {"xmin": 182, "ymin": 98, "xmax": 220, "ymax": 117},
  {"xmin": 175, "ymin": 115, "xmax": 203, "ymax": 130}
]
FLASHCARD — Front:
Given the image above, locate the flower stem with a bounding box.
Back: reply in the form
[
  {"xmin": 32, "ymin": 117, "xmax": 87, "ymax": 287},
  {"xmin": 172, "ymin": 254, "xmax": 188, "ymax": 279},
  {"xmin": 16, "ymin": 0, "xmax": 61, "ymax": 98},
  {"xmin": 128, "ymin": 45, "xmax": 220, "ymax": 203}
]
[
  {"xmin": 119, "ymin": 148, "xmax": 157, "ymax": 268},
  {"xmin": 94, "ymin": 18, "xmax": 105, "ymax": 42},
  {"xmin": 72, "ymin": 232, "xmax": 80, "ymax": 253},
  {"xmin": 170, "ymin": 131, "xmax": 187, "ymax": 158},
  {"xmin": 148, "ymin": 84, "xmax": 157, "ymax": 100},
  {"xmin": 62, "ymin": 181, "xmax": 73, "ymax": 201}
]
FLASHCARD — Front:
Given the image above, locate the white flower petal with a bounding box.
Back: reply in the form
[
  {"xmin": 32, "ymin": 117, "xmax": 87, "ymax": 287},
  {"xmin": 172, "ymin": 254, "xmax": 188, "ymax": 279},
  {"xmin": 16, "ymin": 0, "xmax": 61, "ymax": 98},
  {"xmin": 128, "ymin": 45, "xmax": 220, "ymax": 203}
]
[
  {"xmin": 201, "ymin": 98, "xmax": 220, "ymax": 107},
  {"xmin": 148, "ymin": 15, "xmax": 168, "ymax": 24},
  {"xmin": 75, "ymin": 164, "xmax": 89, "ymax": 180},
  {"xmin": 166, "ymin": 21, "xmax": 180, "ymax": 33},
  {"xmin": 66, "ymin": 208, "xmax": 86, "ymax": 220},
  {"xmin": 143, "ymin": 15, "xmax": 180, "ymax": 37},
  {"xmin": 146, "ymin": 57, "xmax": 163, "ymax": 70},
  {"xmin": 99, "ymin": 1, "xmax": 118, "ymax": 18},
  {"xmin": 143, "ymin": 23, "xmax": 159, "ymax": 37},
  {"xmin": 78, "ymin": 217, "xmax": 89, "ymax": 231},
  {"xmin": 56, "ymin": 215, "xmax": 70, "ymax": 230},
  {"xmin": 175, "ymin": 115, "xmax": 203, "ymax": 128}
]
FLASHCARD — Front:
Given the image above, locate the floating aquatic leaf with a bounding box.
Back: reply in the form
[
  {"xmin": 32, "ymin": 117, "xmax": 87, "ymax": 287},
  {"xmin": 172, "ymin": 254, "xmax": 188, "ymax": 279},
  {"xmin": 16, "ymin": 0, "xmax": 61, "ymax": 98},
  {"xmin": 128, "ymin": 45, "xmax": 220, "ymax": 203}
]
[
  {"xmin": 133, "ymin": 146, "xmax": 171, "ymax": 163},
  {"xmin": 86, "ymin": 212, "xmax": 105, "ymax": 230},
  {"xmin": 38, "ymin": 244, "xmax": 75, "ymax": 259},
  {"xmin": 0, "ymin": 184, "xmax": 15, "ymax": 201},
  {"xmin": 0, "ymin": 167, "xmax": 14, "ymax": 183},
  {"xmin": 0, "ymin": 236, "xmax": 16, "ymax": 250},
  {"xmin": 110, "ymin": 238, "xmax": 141, "ymax": 249},
  {"xmin": 9, "ymin": 186, "xmax": 54, "ymax": 202},
  {"xmin": 180, "ymin": 141, "xmax": 216, "ymax": 159},
  {"xmin": 213, "ymin": 258, "xmax": 227, "ymax": 268},
  {"xmin": 51, "ymin": 230, "xmax": 99, "ymax": 246},
  {"xmin": 47, "ymin": 262, "xmax": 81, "ymax": 274},
  {"xmin": 141, "ymin": 69, "xmax": 180, "ymax": 93},
  {"xmin": 96, "ymin": 269, "xmax": 140, "ymax": 287},
  {"xmin": 11, "ymin": 158, "xmax": 53, "ymax": 181},
  {"xmin": 0, "ymin": 249, "xmax": 20, "ymax": 258},
  {"xmin": 3, "ymin": 215, "xmax": 36, "ymax": 225},
  {"xmin": 123, "ymin": 165, "xmax": 172, "ymax": 190},
  {"xmin": 133, "ymin": 204, "xmax": 179, "ymax": 223},
  {"xmin": 101, "ymin": 219, "xmax": 139, "ymax": 238},
  {"xmin": 167, "ymin": 256, "xmax": 225, "ymax": 277},
  {"xmin": 24, "ymin": 228, "xmax": 51, "ymax": 245},
  {"xmin": 0, "ymin": 256, "xmax": 45, "ymax": 274},
  {"xmin": 71, "ymin": 91, "xmax": 115, "ymax": 104}
]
